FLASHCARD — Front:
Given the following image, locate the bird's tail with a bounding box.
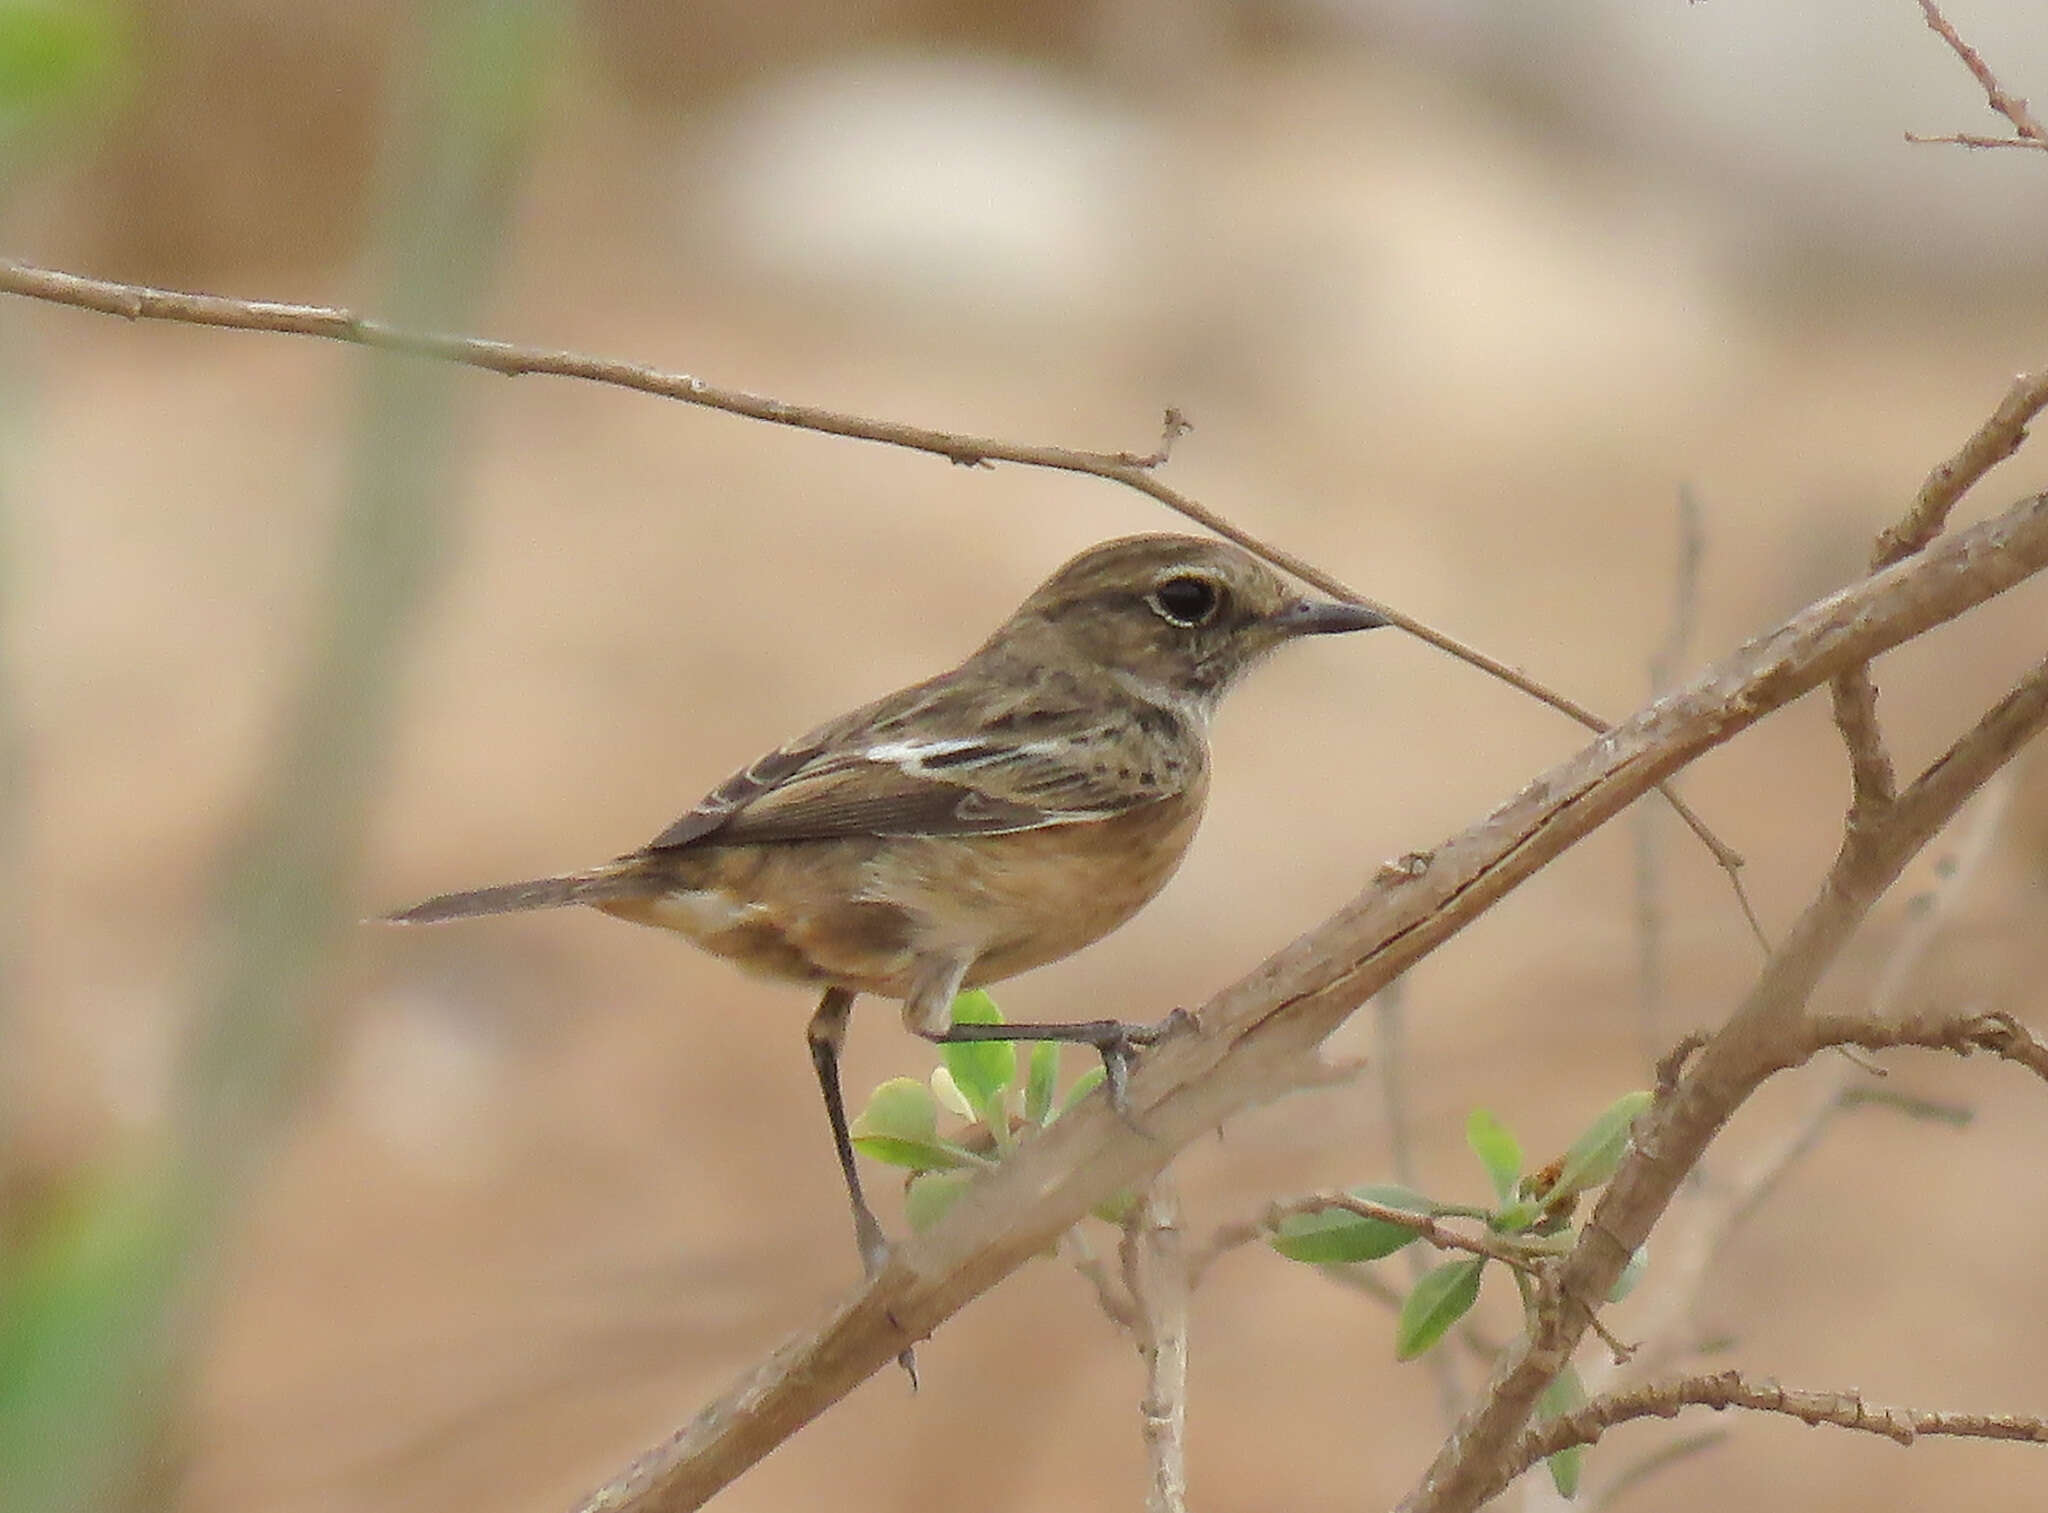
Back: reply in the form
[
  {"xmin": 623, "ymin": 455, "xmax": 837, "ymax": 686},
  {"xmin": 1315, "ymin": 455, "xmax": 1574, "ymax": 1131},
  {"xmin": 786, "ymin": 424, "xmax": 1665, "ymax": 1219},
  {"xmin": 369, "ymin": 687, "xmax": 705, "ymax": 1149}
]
[{"xmin": 381, "ymin": 862, "xmax": 643, "ymax": 925}]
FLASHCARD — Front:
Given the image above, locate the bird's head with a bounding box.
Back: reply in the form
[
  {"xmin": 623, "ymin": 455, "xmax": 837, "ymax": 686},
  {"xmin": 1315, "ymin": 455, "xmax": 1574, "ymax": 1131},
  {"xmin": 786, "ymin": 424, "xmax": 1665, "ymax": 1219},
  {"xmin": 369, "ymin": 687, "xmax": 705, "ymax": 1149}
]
[{"xmin": 990, "ymin": 534, "xmax": 1385, "ymax": 718}]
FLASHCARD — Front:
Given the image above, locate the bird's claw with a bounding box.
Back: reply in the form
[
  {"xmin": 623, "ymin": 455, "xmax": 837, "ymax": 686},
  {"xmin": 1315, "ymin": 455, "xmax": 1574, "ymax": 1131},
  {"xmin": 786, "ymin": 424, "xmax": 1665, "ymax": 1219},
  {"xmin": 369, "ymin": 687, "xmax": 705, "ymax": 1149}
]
[
  {"xmin": 851, "ymin": 1211, "xmax": 918, "ymax": 1386},
  {"xmin": 1092, "ymin": 1009, "xmax": 1195, "ymax": 1127}
]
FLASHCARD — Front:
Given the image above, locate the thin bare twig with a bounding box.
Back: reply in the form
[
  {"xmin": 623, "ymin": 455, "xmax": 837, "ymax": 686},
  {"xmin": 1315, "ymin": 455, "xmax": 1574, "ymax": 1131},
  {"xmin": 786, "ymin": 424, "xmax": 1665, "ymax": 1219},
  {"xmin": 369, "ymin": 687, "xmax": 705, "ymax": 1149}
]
[
  {"xmin": 1908, "ymin": 0, "xmax": 2048, "ymax": 148},
  {"xmin": 1122, "ymin": 1185, "xmax": 1190, "ymax": 1513},
  {"xmin": 1831, "ymin": 668, "xmax": 1897, "ymax": 830},
  {"xmin": 0, "ymin": 256, "xmax": 1755, "ymax": 917},
  {"xmin": 1192, "ymin": 1193, "xmax": 1556, "ymax": 1286},
  {"xmin": 1806, "ymin": 1008, "xmax": 2048, "ymax": 1085},
  {"xmin": 1903, "ymin": 130, "xmax": 2048, "ymax": 151},
  {"xmin": 1504, "ymin": 1369, "xmax": 2048, "ymax": 1488},
  {"xmin": 1064, "ymin": 1228, "xmax": 1138, "ymax": 1332},
  {"xmin": 1880, "ymin": 368, "xmax": 2048, "ymax": 567}
]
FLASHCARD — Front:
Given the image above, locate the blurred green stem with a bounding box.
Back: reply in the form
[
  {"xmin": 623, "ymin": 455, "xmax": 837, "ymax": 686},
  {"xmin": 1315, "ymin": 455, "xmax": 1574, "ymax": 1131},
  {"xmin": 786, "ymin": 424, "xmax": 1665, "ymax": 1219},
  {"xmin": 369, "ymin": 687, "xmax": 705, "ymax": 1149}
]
[
  {"xmin": 0, "ymin": 306, "xmax": 26, "ymax": 1135},
  {"xmin": 0, "ymin": 5, "xmax": 565, "ymax": 1512},
  {"xmin": 173, "ymin": 0, "xmax": 564, "ymax": 1192}
]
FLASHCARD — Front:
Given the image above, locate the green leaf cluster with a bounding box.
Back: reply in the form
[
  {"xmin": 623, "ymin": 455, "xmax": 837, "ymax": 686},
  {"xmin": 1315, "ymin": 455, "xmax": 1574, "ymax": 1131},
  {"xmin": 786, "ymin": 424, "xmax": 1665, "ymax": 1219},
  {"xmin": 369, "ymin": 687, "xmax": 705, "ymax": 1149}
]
[
  {"xmin": 1265, "ymin": 1090, "xmax": 1655, "ymax": 1498},
  {"xmin": 848, "ymin": 992, "xmax": 1115, "ymax": 1233}
]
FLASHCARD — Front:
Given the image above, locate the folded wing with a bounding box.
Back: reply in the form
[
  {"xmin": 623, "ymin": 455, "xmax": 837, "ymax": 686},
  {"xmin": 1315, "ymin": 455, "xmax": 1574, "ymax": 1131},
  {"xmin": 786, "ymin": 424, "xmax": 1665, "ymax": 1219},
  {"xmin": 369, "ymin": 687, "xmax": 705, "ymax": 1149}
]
[{"xmin": 647, "ymin": 672, "xmax": 1193, "ymax": 850}]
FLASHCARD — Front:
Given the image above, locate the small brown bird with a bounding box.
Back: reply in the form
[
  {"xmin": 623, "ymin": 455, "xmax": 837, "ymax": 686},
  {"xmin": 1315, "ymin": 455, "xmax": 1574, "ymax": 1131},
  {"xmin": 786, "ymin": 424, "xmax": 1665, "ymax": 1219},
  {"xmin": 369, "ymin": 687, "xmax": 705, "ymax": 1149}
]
[{"xmin": 387, "ymin": 533, "xmax": 1382, "ymax": 1279}]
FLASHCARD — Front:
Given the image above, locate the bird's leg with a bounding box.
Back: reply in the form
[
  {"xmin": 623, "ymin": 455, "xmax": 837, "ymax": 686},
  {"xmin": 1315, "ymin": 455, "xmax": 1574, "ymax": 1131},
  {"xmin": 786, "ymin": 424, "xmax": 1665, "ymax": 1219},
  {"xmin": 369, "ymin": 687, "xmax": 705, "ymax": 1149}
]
[
  {"xmin": 806, "ymin": 988, "xmax": 890, "ymax": 1277},
  {"xmin": 903, "ymin": 954, "xmax": 1191, "ymax": 1119},
  {"xmin": 807, "ymin": 987, "xmax": 918, "ymax": 1385}
]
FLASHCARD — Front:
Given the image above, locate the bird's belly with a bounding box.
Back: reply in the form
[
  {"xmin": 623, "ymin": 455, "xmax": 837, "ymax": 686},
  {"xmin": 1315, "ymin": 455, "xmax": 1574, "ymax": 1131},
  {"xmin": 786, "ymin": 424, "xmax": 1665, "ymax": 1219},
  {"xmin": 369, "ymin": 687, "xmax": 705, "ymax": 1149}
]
[
  {"xmin": 598, "ymin": 838, "xmax": 918, "ymax": 993},
  {"xmin": 891, "ymin": 796, "xmax": 1205, "ymax": 987},
  {"xmin": 596, "ymin": 793, "xmax": 1203, "ymax": 1000}
]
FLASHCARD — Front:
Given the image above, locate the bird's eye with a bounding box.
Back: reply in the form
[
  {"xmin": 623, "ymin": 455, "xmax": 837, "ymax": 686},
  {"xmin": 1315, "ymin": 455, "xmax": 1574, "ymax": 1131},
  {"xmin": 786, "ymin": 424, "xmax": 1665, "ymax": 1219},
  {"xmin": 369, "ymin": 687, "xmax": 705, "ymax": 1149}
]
[{"xmin": 1150, "ymin": 574, "xmax": 1222, "ymax": 627}]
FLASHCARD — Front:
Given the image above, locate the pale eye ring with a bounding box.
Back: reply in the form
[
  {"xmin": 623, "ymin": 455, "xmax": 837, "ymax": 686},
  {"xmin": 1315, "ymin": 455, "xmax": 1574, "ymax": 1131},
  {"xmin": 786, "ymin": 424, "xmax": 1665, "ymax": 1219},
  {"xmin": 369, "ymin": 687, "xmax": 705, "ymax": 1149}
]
[{"xmin": 1150, "ymin": 574, "xmax": 1223, "ymax": 627}]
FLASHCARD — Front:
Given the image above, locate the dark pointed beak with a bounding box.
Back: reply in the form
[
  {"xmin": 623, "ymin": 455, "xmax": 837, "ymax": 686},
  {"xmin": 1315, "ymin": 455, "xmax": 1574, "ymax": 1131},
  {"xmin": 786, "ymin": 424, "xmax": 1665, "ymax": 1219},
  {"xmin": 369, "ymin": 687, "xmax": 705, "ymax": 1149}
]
[{"xmin": 1273, "ymin": 599, "xmax": 1389, "ymax": 636}]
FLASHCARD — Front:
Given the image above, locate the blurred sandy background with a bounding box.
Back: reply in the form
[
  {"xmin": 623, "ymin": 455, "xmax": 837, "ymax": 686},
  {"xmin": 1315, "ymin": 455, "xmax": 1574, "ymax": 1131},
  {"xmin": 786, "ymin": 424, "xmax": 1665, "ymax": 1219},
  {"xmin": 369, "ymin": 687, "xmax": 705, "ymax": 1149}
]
[{"xmin": 4, "ymin": 1, "xmax": 2048, "ymax": 1509}]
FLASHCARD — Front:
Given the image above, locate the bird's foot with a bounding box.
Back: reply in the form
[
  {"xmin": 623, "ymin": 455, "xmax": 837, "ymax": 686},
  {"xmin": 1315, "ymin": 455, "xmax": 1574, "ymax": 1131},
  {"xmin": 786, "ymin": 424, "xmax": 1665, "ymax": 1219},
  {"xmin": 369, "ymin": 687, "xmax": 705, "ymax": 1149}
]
[{"xmin": 1084, "ymin": 1008, "xmax": 1195, "ymax": 1126}]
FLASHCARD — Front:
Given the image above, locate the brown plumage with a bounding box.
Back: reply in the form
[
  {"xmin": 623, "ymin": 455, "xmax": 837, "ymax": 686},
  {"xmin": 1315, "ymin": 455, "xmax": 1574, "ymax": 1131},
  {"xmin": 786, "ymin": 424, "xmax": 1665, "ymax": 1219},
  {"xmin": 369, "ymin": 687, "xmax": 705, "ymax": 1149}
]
[{"xmin": 386, "ymin": 533, "xmax": 1383, "ymax": 1291}]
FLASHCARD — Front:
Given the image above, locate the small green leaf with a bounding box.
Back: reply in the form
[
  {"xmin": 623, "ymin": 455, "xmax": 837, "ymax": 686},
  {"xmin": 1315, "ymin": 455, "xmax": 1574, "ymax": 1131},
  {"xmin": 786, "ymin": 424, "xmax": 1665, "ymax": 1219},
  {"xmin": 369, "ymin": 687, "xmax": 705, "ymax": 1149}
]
[
  {"xmin": 1540, "ymin": 1363, "xmax": 1589, "ymax": 1497},
  {"xmin": 942, "ymin": 991, "xmax": 1015, "ymax": 1125},
  {"xmin": 1024, "ymin": 1041, "xmax": 1059, "ymax": 1125},
  {"xmin": 1467, "ymin": 1108, "xmax": 1523, "ymax": 1202},
  {"xmin": 1546, "ymin": 1441, "xmax": 1585, "ymax": 1500},
  {"xmin": 1607, "ymin": 1243, "xmax": 1649, "ymax": 1302},
  {"xmin": 904, "ymin": 1170, "xmax": 976, "ymax": 1232},
  {"xmin": 1553, "ymin": 1091, "xmax": 1654, "ymax": 1198},
  {"xmin": 1091, "ymin": 1188, "xmax": 1137, "ymax": 1224},
  {"xmin": 1269, "ymin": 1184, "xmax": 1434, "ymax": 1264},
  {"xmin": 849, "ymin": 1078, "xmax": 970, "ymax": 1171},
  {"xmin": 1491, "ymin": 1199, "xmax": 1542, "ymax": 1235},
  {"xmin": 950, "ymin": 988, "xmax": 1003, "ymax": 1025},
  {"xmin": 850, "ymin": 1077, "xmax": 936, "ymax": 1143},
  {"xmin": 849, "ymin": 1134, "xmax": 973, "ymax": 1173},
  {"xmin": 1396, "ymin": 1256, "xmax": 1485, "ymax": 1360},
  {"xmin": 1053, "ymin": 1064, "xmax": 1106, "ymax": 1120}
]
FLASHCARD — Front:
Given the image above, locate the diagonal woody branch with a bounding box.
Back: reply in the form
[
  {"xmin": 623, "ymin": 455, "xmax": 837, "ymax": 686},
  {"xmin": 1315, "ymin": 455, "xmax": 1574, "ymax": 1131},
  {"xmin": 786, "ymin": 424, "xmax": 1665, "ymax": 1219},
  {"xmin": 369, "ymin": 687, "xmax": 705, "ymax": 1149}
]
[{"xmin": 575, "ymin": 479, "xmax": 2048, "ymax": 1513}]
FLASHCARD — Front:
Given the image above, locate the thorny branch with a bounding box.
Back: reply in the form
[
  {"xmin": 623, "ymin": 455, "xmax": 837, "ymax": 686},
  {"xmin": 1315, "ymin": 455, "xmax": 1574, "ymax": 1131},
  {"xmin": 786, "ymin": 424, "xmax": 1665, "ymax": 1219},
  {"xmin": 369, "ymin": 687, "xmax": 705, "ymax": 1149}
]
[
  {"xmin": 1499, "ymin": 1370, "xmax": 2048, "ymax": 1494},
  {"xmin": 1805, "ymin": 1007, "xmax": 2048, "ymax": 1084}
]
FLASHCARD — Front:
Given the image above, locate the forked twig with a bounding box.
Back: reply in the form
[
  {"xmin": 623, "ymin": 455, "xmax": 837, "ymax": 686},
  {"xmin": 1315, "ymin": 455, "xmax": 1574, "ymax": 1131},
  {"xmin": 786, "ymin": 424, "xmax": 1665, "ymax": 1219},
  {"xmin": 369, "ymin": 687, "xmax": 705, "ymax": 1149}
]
[{"xmin": 1906, "ymin": 0, "xmax": 2048, "ymax": 150}]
